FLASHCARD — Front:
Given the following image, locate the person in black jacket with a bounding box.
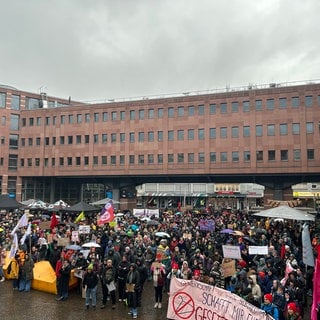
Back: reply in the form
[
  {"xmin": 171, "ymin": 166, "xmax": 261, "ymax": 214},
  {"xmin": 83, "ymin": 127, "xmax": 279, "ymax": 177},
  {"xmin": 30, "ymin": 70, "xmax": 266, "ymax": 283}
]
[
  {"xmin": 100, "ymin": 258, "xmax": 117, "ymax": 309},
  {"xmin": 135, "ymin": 257, "xmax": 148, "ymax": 307},
  {"xmin": 83, "ymin": 263, "xmax": 99, "ymax": 310},
  {"xmin": 126, "ymin": 263, "xmax": 140, "ymax": 319},
  {"xmin": 117, "ymin": 255, "xmax": 130, "ymax": 302}
]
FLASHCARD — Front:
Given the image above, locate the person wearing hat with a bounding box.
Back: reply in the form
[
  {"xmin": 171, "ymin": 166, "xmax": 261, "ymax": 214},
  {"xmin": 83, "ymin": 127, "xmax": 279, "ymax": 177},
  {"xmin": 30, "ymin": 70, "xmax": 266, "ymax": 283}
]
[
  {"xmin": 126, "ymin": 263, "xmax": 140, "ymax": 319},
  {"xmin": 100, "ymin": 258, "xmax": 116, "ymax": 309},
  {"xmin": 82, "ymin": 263, "xmax": 99, "ymax": 310},
  {"xmin": 151, "ymin": 259, "xmax": 166, "ymax": 309},
  {"xmin": 261, "ymin": 293, "xmax": 279, "ymax": 320},
  {"xmin": 286, "ymin": 302, "xmax": 302, "ymax": 320}
]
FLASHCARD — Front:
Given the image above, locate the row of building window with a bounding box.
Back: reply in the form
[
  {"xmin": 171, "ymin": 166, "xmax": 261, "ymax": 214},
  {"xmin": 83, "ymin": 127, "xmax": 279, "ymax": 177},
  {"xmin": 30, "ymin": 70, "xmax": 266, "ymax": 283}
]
[
  {"xmin": 6, "ymin": 149, "xmax": 315, "ymax": 170},
  {"xmin": 7, "ymin": 121, "xmax": 318, "ymax": 148}
]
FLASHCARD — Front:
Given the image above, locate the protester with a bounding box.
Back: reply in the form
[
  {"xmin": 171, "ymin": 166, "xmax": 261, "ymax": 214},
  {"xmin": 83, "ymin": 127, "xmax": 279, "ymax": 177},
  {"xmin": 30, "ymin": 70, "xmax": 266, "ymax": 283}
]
[
  {"xmin": 82, "ymin": 263, "xmax": 99, "ymax": 310},
  {"xmin": 126, "ymin": 263, "xmax": 140, "ymax": 319},
  {"xmin": 100, "ymin": 258, "xmax": 116, "ymax": 309},
  {"xmin": 56, "ymin": 259, "xmax": 71, "ymax": 301},
  {"xmin": 18, "ymin": 252, "xmax": 34, "ymax": 292},
  {"xmin": 7, "ymin": 253, "xmax": 20, "ymax": 289},
  {"xmin": 151, "ymin": 259, "xmax": 166, "ymax": 309},
  {"xmin": 261, "ymin": 293, "xmax": 280, "ymax": 320}
]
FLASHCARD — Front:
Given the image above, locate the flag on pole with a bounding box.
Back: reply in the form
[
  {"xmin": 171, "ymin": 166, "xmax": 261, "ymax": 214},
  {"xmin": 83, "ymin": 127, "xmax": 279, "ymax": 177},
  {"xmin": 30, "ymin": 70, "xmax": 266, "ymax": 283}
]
[
  {"xmin": 9, "ymin": 233, "xmax": 19, "ymax": 258},
  {"xmin": 302, "ymin": 223, "xmax": 315, "ymax": 267},
  {"xmin": 10, "ymin": 212, "xmax": 28, "ymax": 236},
  {"xmin": 97, "ymin": 199, "xmax": 115, "ymax": 225},
  {"xmin": 20, "ymin": 222, "xmax": 32, "ymax": 245},
  {"xmin": 75, "ymin": 211, "xmax": 85, "ymax": 223},
  {"xmin": 50, "ymin": 213, "xmax": 59, "ymax": 230}
]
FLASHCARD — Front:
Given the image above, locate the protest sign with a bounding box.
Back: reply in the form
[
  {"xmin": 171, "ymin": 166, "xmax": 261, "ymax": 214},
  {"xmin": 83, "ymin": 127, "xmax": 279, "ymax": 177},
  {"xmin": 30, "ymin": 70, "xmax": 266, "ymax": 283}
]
[
  {"xmin": 221, "ymin": 259, "xmax": 236, "ymax": 278},
  {"xmin": 222, "ymin": 245, "xmax": 241, "ymax": 259},
  {"xmin": 248, "ymin": 246, "xmax": 268, "ymax": 255},
  {"xmin": 167, "ymin": 277, "xmax": 272, "ymax": 320}
]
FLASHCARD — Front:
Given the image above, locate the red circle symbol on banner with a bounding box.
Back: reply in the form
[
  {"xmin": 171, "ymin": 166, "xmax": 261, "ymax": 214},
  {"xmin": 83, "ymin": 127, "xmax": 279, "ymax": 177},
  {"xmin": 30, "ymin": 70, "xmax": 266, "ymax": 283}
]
[{"xmin": 172, "ymin": 291, "xmax": 195, "ymax": 319}]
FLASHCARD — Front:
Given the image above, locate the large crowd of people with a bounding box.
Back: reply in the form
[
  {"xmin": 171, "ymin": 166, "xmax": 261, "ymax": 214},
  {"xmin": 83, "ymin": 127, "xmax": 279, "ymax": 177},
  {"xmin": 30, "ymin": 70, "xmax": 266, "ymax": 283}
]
[{"xmin": 0, "ymin": 205, "xmax": 317, "ymax": 319}]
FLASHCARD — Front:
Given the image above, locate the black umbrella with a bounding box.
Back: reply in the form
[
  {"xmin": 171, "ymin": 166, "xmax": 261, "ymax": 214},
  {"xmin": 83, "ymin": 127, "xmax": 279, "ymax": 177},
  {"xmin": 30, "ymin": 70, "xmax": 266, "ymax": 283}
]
[
  {"xmin": 243, "ymin": 236, "xmax": 256, "ymax": 244},
  {"xmin": 63, "ymin": 201, "xmax": 99, "ymax": 213},
  {"xmin": 0, "ymin": 194, "xmax": 24, "ymax": 210}
]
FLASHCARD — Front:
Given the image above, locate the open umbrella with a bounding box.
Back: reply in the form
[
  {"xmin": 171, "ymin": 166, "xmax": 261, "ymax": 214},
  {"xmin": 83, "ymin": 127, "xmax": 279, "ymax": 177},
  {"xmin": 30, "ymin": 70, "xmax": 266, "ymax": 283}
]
[
  {"xmin": 147, "ymin": 220, "xmax": 160, "ymax": 226},
  {"xmin": 220, "ymin": 228, "xmax": 234, "ymax": 234},
  {"xmin": 243, "ymin": 236, "xmax": 256, "ymax": 244},
  {"xmin": 66, "ymin": 244, "xmax": 82, "ymax": 251},
  {"xmin": 233, "ymin": 230, "xmax": 244, "ymax": 236},
  {"xmin": 82, "ymin": 242, "xmax": 101, "ymax": 248},
  {"xmin": 115, "ymin": 213, "xmax": 124, "ymax": 217},
  {"xmin": 155, "ymin": 231, "xmax": 170, "ymax": 238}
]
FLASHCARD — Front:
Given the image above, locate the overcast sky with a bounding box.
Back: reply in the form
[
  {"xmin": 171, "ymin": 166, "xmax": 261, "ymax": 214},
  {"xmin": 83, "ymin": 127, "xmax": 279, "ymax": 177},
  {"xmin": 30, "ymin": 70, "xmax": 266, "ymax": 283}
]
[{"xmin": 0, "ymin": 0, "xmax": 319, "ymax": 102}]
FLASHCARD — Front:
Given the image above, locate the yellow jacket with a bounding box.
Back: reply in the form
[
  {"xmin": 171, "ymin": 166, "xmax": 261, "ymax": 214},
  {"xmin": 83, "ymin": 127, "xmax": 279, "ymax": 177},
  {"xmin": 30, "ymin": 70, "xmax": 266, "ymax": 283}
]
[{"xmin": 7, "ymin": 258, "xmax": 19, "ymax": 280}]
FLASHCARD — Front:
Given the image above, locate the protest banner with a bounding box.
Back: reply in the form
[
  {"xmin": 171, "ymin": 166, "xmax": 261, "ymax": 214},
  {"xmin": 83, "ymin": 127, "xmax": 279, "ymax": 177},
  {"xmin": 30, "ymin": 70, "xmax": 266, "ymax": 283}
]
[
  {"xmin": 222, "ymin": 245, "xmax": 241, "ymax": 259},
  {"xmin": 57, "ymin": 237, "xmax": 70, "ymax": 247},
  {"xmin": 198, "ymin": 219, "xmax": 215, "ymax": 232},
  {"xmin": 167, "ymin": 277, "xmax": 272, "ymax": 320},
  {"xmin": 78, "ymin": 225, "xmax": 90, "ymax": 234},
  {"xmin": 221, "ymin": 259, "xmax": 236, "ymax": 278},
  {"xmin": 248, "ymin": 246, "xmax": 268, "ymax": 255}
]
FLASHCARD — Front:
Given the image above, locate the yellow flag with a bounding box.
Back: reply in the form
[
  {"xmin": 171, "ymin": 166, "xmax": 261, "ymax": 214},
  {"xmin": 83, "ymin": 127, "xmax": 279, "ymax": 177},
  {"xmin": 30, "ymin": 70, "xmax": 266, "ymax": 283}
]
[{"xmin": 75, "ymin": 211, "xmax": 85, "ymax": 223}]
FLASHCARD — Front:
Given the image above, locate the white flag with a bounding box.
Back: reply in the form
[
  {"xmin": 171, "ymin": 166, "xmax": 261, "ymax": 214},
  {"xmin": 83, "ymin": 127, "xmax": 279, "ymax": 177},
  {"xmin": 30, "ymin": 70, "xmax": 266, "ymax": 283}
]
[
  {"xmin": 9, "ymin": 233, "xmax": 19, "ymax": 258},
  {"xmin": 302, "ymin": 223, "xmax": 315, "ymax": 267},
  {"xmin": 20, "ymin": 222, "xmax": 31, "ymax": 245},
  {"xmin": 10, "ymin": 212, "xmax": 28, "ymax": 236}
]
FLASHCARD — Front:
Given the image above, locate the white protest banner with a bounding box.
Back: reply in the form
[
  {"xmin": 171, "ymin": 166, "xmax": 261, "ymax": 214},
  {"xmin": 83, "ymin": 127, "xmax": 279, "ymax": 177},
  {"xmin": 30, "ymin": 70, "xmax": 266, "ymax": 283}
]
[
  {"xmin": 133, "ymin": 208, "xmax": 159, "ymax": 218},
  {"xmin": 167, "ymin": 277, "xmax": 272, "ymax": 320},
  {"xmin": 248, "ymin": 246, "xmax": 268, "ymax": 255},
  {"xmin": 133, "ymin": 208, "xmax": 146, "ymax": 217},
  {"xmin": 78, "ymin": 225, "xmax": 91, "ymax": 234},
  {"xmin": 222, "ymin": 245, "xmax": 241, "ymax": 259}
]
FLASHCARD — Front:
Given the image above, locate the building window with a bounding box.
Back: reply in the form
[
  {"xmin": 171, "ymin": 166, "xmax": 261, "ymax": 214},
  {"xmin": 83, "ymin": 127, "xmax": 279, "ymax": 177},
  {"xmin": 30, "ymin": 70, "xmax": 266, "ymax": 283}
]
[
  {"xmin": 102, "ymin": 112, "xmax": 108, "ymax": 122},
  {"xmin": 178, "ymin": 106, "xmax": 184, "ymax": 116},
  {"xmin": 85, "ymin": 135, "xmax": 89, "ymax": 143},
  {"xmin": 53, "ymin": 116, "xmax": 56, "ymax": 125},
  {"xmin": 102, "ymin": 134, "xmax": 107, "ymax": 143},
  {"xmin": 148, "ymin": 109, "xmax": 154, "ymax": 119},
  {"xmin": 139, "ymin": 109, "xmax": 144, "ymax": 120},
  {"xmin": 243, "ymin": 126, "xmax": 250, "ymax": 137},
  {"xmin": 178, "ymin": 130, "xmax": 184, "ymax": 140},
  {"xmin": 77, "ymin": 114, "xmax": 82, "ymax": 123},
  {"xmin": 11, "ymin": 95, "xmax": 20, "ymax": 110},
  {"xmin": 168, "ymin": 107, "xmax": 174, "ymax": 118},
  {"xmin": 256, "ymin": 125, "xmax": 263, "ymax": 137},
  {"xmin": 148, "ymin": 154, "xmax": 154, "ymax": 164},
  {"xmin": 168, "ymin": 130, "xmax": 174, "ymax": 141},
  {"xmin": 60, "ymin": 136, "xmax": 65, "ymax": 145},
  {"xmin": 120, "ymin": 155, "xmax": 125, "ymax": 165},
  {"xmin": 52, "ymin": 137, "xmax": 56, "ymax": 145},
  {"xmin": 35, "ymin": 158, "xmax": 40, "ymax": 167},
  {"xmin": 306, "ymin": 122, "xmax": 314, "ymax": 134},
  {"xmin": 279, "ymin": 98, "xmax": 287, "ymax": 108},
  {"xmin": 220, "ymin": 103, "xmax": 227, "ymax": 113},
  {"xmin": 292, "ymin": 123, "xmax": 300, "ymax": 135},
  {"xmin": 111, "ymin": 156, "xmax": 116, "ymax": 165},
  {"xmin": 20, "ymin": 158, "xmax": 24, "ymax": 167},
  {"xmin": 45, "ymin": 137, "xmax": 49, "ymax": 146},
  {"xmin": 44, "ymin": 158, "xmax": 48, "ymax": 167},
  {"xmin": 243, "ymin": 101, "xmax": 250, "ymax": 112},
  {"xmin": 51, "ymin": 158, "xmax": 55, "ymax": 167},
  {"xmin": 138, "ymin": 132, "xmax": 144, "ymax": 142},
  {"xmin": 267, "ymin": 124, "xmax": 276, "ymax": 136},
  {"xmin": 220, "ymin": 152, "xmax": 227, "ymax": 162},
  {"xmin": 25, "ymin": 97, "xmax": 40, "ymax": 109},
  {"xmin": 111, "ymin": 111, "xmax": 117, "ymax": 121},
  {"xmin": 256, "ymin": 151, "xmax": 263, "ymax": 161},
  {"xmin": 93, "ymin": 156, "xmax": 98, "ymax": 165},
  {"xmin": 305, "ymin": 95, "xmax": 313, "ymax": 107},
  {"xmin": 292, "ymin": 97, "xmax": 300, "ymax": 108},
  {"xmin": 268, "ymin": 150, "xmax": 276, "ymax": 161},
  {"xmin": 280, "ymin": 124, "xmax": 288, "ymax": 135},
  {"xmin": 198, "ymin": 104, "xmax": 205, "ymax": 115},
  {"xmin": 281, "ymin": 150, "xmax": 288, "ymax": 161},
  {"xmin": 130, "ymin": 132, "xmax": 135, "ymax": 143},
  {"xmin": 67, "ymin": 157, "xmax": 73, "ymax": 166},
  {"xmin": 21, "ymin": 118, "xmax": 25, "ymax": 127},
  {"xmin": 120, "ymin": 111, "xmax": 126, "ymax": 120},
  {"xmin": 158, "ymin": 108, "xmax": 163, "ymax": 118},
  {"xmin": 60, "ymin": 115, "xmax": 65, "ymax": 124},
  {"xmin": 29, "ymin": 118, "xmax": 34, "ymax": 126},
  {"xmin": 84, "ymin": 156, "xmax": 89, "ymax": 165},
  {"xmin": 120, "ymin": 133, "xmax": 125, "ymax": 143},
  {"xmin": 210, "ymin": 128, "xmax": 216, "ymax": 139},
  {"xmin": 85, "ymin": 113, "xmax": 90, "ymax": 123},
  {"xmin": 198, "ymin": 152, "xmax": 205, "ymax": 163},
  {"xmin": 232, "ymin": 151, "xmax": 239, "ymax": 162},
  {"xmin": 210, "ymin": 152, "xmax": 216, "ymax": 162},
  {"xmin": 93, "ymin": 134, "xmax": 98, "ymax": 144},
  {"xmin": 168, "ymin": 154, "xmax": 174, "ymax": 163},
  {"xmin": 130, "ymin": 110, "xmax": 135, "ymax": 120},
  {"xmin": 67, "ymin": 136, "xmax": 73, "ymax": 144},
  {"xmin": 28, "ymin": 138, "xmax": 33, "ymax": 146},
  {"xmin": 9, "ymin": 134, "xmax": 18, "ymax": 149},
  {"xmin": 36, "ymin": 117, "xmax": 41, "ymax": 126},
  {"xmin": 68, "ymin": 114, "xmax": 74, "ymax": 124},
  {"xmin": 198, "ymin": 128, "xmax": 204, "ymax": 140},
  {"xmin": 138, "ymin": 155, "xmax": 144, "ymax": 164},
  {"xmin": 255, "ymin": 100, "xmax": 262, "ymax": 111},
  {"xmin": 111, "ymin": 133, "xmax": 116, "ymax": 143},
  {"xmin": 101, "ymin": 156, "xmax": 107, "ymax": 165},
  {"xmin": 231, "ymin": 126, "xmax": 239, "ymax": 138},
  {"xmin": 59, "ymin": 157, "xmax": 64, "ymax": 166},
  {"xmin": 231, "ymin": 102, "xmax": 239, "ymax": 113},
  {"xmin": 148, "ymin": 131, "xmax": 154, "ymax": 142},
  {"xmin": 220, "ymin": 127, "xmax": 227, "ymax": 138},
  {"xmin": 76, "ymin": 135, "xmax": 81, "ymax": 144},
  {"xmin": 27, "ymin": 158, "xmax": 32, "ymax": 167},
  {"xmin": 209, "ymin": 104, "xmax": 216, "ymax": 114},
  {"xmin": 36, "ymin": 137, "xmax": 41, "ymax": 146},
  {"xmin": 0, "ymin": 92, "xmax": 6, "ymax": 107},
  {"xmin": 178, "ymin": 153, "xmax": 184, "ymax": 163},
  {"xmin": 158, "ymin": 154, "xmax": 163, "ymax": 164},
  {"xmin": 8, "ymin": 154, "xmax": 18, "ymax": 171},
  {"xmin": 129, "ymin": 155, "xmax": 135, "ymax": 164},
  {"xmin": 76, "ymin": 157, "xmax": 81, "ymax": 165},
  {"xmin": 94, "ymin": 113, "xmax": 99, "ymax": 122},
  {"xmin": 188, "ymin": 105, "xmax": 195, "ymax": 116},
  {"xmin": 157, "ymin": 131, "xmax": 163, "ymax": 141},
  {"xmin": 307, "ymin": 149, "xmax": 314, "ymax": 160},
  {"xmin": 294, "ymin": 149, "xmax": 301, "ymax": 161},
  {"xmin": 266, "ymin": 99, "xmax": 274, "ymax": 110},
  {"xmin": 21, "ymin": 138, "xmax": 25, "ymax": 147},
  {"xmin": 188, "ymin": 153, "xmax": 194, "ymax": 163},
  {"xmin": 45, "ymin": 117, "xmax": 50, "ymax": 125},
  {"xmin": 188, "ymin": 129, "xmax": 194, "ymax": 140}
]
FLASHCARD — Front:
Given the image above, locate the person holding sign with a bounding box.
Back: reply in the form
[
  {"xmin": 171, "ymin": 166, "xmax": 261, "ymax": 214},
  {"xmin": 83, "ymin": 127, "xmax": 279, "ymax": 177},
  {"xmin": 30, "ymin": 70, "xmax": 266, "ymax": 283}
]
[
  {"xmin": 126, "ymin": 263, "xmax": 140, "ymax": 319},
  {"xmin": 151, "ymin": 259, "xmax": 166, "ymax": 309}
]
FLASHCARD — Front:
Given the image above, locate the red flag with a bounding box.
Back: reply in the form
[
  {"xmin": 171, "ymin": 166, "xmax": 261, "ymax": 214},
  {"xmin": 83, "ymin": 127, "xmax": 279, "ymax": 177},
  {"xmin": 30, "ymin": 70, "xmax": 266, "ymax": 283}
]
[
  {"xmin": 97, "ymin": 200, "xmax": 114, "ymax": 225},
  {"xmin": 50, "ymin": 213, "xmax": 59, "ymax": 230}
]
